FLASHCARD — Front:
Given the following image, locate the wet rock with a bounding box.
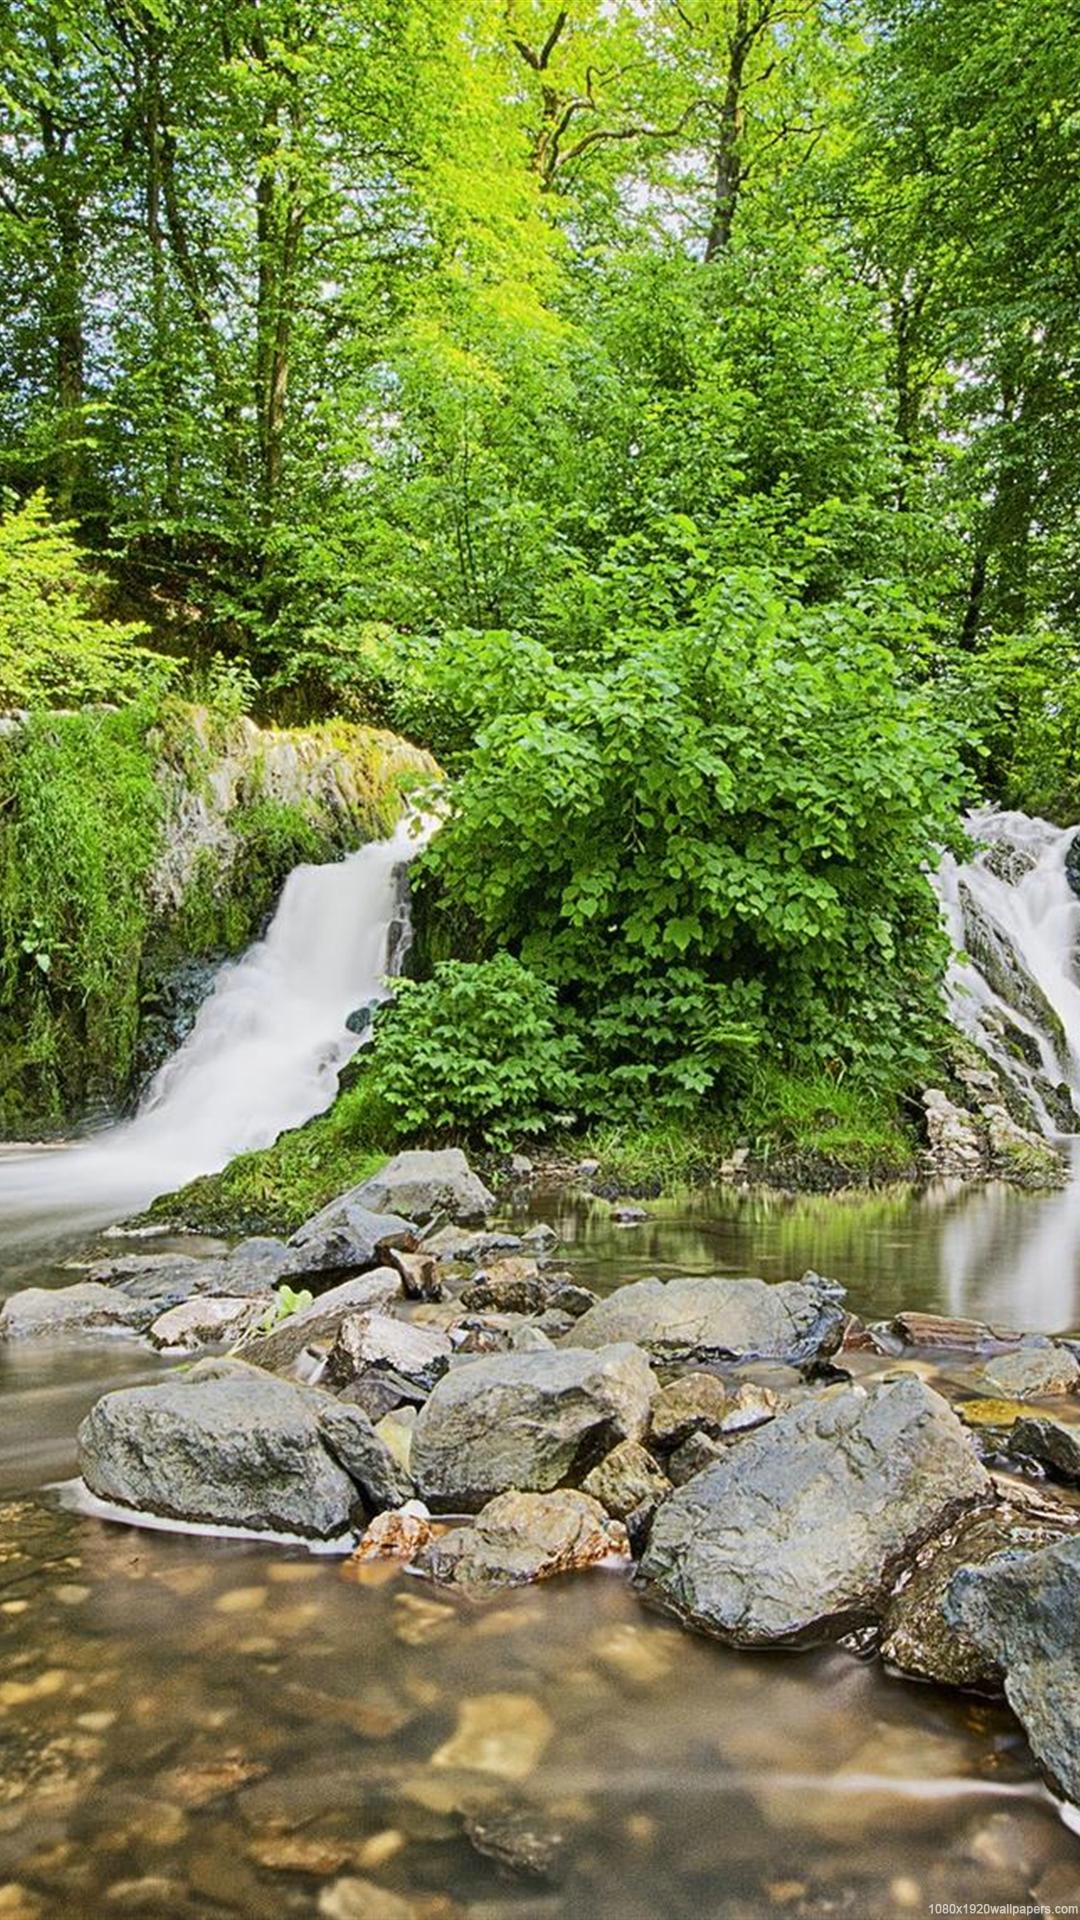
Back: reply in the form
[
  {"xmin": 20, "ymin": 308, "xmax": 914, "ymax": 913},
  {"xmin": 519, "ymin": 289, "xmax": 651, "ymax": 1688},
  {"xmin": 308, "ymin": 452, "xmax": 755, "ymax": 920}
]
[
  {"xmin": 385, "ymin": 1247, "xmax": 443, "ymax": 1301},
  {"xmin": 565, "ymin": 1272, "xmax": 845, "ymax": 1367},
  {"xmin": 287, "ymin": 1194, "xmax": 416, "ymax": 1279},
  {"xmin": 239, "ymin": 1269, "xmax": 400, "ymax": 1373},
  {"xmin": 0, "ymin": 1283, "xmax": 147, "ymax": 1340},
  {"xmin": 316, "ymin": 1400, "xmax": 414, "ymax": 1511},
  {"xmin": 1008, "ymin": 1414, "xmax": 1080, "ymax": 1481},
  {"xmin": 946, "ymin": 1534, "xmax": 1080, "ymax": 1805},
  {"xmin": 348, "ymin": 1506, "xmax": 433, "ymax": 1565},
  {"xmin": 460, "ymin": 1262, "xmax": 545, "ymax": 1315},
  {"xmin": 417, "ymin": 1489, "xmax": 629, "ymax": 1592},
  {"xmin": 430, "ymin": 1693, "xmax": 554, "ymax": 1779},
  {"xmin": 411, "ymin": 1344, "xmax": 655, "ymax": 1511},
  {"xmin": 581, "ymin": 1440, "xmax": 670, "ymax": 1520},
  {"xmin": 464, "ymin": 1802, "xmax": 566, "ymax": 1881},
  {"xmin": 77, "ymin": 1359, "xmax": 364, "ymax": 1538},
  {"xmin": 348, "ymin": 1150, "xmax": 495, "ymax": 1225},
  {"xmin": 543, "ymin": 1280, "xmax": 597, "ymax": 1319},
  {"xmin": 720, "ymin": 1382, "xmax": 780, "ymax": 1434},
  {"xmin": 325, "ymin": 1311, "xmax": 451, "ymax": 1394},
  {"xmin": 318, "ymin": 1879, "xmax": 415, "ymax": 1920},
  {"xmin": 666, "ymin": 1432, "xmax": 725, "ymax": 1485},
  {"xmin": 148, "ymin": 1294, "xmax": 269, "ymax": 1351},
  {"xmin": 638, "ymin": 1377, "xmax": 991, "ymax": 1646},
  {"xmin": 882, "ymin": 1502, "xmax": 1073, "ymax": 1688},
  {"xmin": 648, "ymin": 1373, "xmax": 730, "ymax": 1449},
  {"xmin": 338, "ymin": 1372, "xmax": 421, "ymax": 1422},
  {"xmin": 889, "ymin": 1310, "xmax": 1020, "ymax": 1352},
  {"xmin": 921, "ymin": 1088, "xmax": 985, "ymax": 1174},
  {"xmin": 979, "ymin": 1342, "xmax": 1080, "ymax": 1398},
  {"xmin": 420, "ymin": 1226, "xmax": 523, "ymax": 1263}
]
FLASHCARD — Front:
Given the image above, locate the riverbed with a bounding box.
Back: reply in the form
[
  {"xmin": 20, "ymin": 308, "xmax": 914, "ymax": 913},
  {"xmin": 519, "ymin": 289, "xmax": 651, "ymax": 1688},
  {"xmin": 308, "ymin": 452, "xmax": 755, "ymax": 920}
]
[{"xmin": 2, "ymin": 1174, "xmax": 1080, "ymax": 1917}]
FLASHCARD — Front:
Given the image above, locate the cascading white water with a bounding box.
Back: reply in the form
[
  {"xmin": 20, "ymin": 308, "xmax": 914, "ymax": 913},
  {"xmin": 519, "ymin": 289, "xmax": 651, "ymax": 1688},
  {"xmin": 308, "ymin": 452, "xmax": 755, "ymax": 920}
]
[
  {"xmin": 935, "ymin": 807, "xmax": 1080, "ymax": 1133},
  {"xmin": 0, "ymin": 814, "xmax": 429, "ymax": 1252}
]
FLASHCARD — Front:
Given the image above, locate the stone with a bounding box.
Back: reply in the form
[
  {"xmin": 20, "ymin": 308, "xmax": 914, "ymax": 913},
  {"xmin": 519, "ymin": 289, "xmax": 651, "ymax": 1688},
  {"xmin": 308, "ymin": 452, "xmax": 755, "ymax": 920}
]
[
  {"xmin": 509, "ymin": 1155, "xmax": 534, "ymax": 1178},
  {"xmin": 521, "ymin": 1222, "xmax": 557, "ymax": 1251},
  {"xmin": 946, "ymin": 1535, "xmax": 1080, "ymax": 1805},
  {"xmin": 461, "ymin": 1262, "xmax": 545, "ymax": 1315},
  {"xmin": 881, "ymin": 1502, "xmax": 1074, "ymax": 1688},
  {"xmin": 347, "ymin": 1150, "xmax": 495, "ymax": 1225},
  {"xmin": 0, "ymin": 1283, "xmax": 147, "ymax": 1340},
  {"xmin": 1008, "ymin": 1414, "xmax": 1080, "ymax": 1481},
  {"xmin": 239, "ymin": 1269, "xmax": 401, "ymax": 1373},
  {"xmin": 648, "ymin": 1373, "xmax": 729, "ymax": 1449},
  {"xmin": 77, "ymin": 1359, "xmax": 364, "ymax": 1538},
  {"xmin": 612, "ymin": 1204, "xmax": 647, "ymax": 1223},
  {"xmin": 385, "ymin": 1247, "xmax": 442, "ymax": 1301},
  {"xmin": 666, "ymin": 1431, "xmax": 726, "ymax": 1485},
  {"xmin": 979, "ymin": 1342, "xmax": 1080, "ymax": 1398},
  {"xmin": 921, "ymin": 1088, "xmax": 985, "ymax": 1173},
  {"xmin": 430, "ymin": 1693, "xmax": 554, "ymax": 1779},
  {"xmin": 348, "ymin": 1507, "xmax": 433, "ymax": 1565},
  {"xmin": 318, "ymin": 1880, "xmax": 415, "ymax": 1920},
  {"xmin": 719, "ymin": 1382, "xmax": 779, "ymax": 1434},
  {"xmin": 889, "ymin": 1311, "xmax": 1018, "ymax": 1351},
  {"xmin": 316, "ymin": 1400, "xmax": 414, "ymax": 1511},
  {"xmin": 325, "ymin": 1311, "xmax": 451, "ymax": 1394},
  {"xmin": 464, "ymin": 1802, "xmax": 566, "ymax": 1880},
  {"xmin": 565, "ymin": 1272, "xmax": 845, "ymax": 1367},
  {"xmin": 411, "ymin": 1344, "xmax": 656, "ymax": 1511},
  {"xmin": 338, "ymin": 1373, "xmax": 419, "ymax": 1422},
  {"xmin": 416, "ymin": 1489, "xmax": 629, "ymax": 1592},
  {"xmin": 581, "ymin": 1440, "xmax": 671, "ymax": 1520},
  {"xmin": 287, "ymin": 1194, "xmax": 416, "ymax": 1279},
  {"xmin": 638, "ymin": 1377, "xmax": 991, "ymax": 1646},
  {"xmin": 148, "ymin": 1295, "xmax": 269, "ymax": 1351},
  {"xmin": 421, "ymin": 1225, "xmax": 522, "ymax": 1262}
]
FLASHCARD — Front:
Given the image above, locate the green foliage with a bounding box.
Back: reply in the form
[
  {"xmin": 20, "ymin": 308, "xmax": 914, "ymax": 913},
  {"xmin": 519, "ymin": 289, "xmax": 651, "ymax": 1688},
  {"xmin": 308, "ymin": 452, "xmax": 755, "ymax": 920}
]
[
  {"xmin": 256, "ymin": 1284, "xmax": 314, "ymax": 1334},
  {"xmin": 0, "ymin": 492, "xmax": 173, "ymax": 709},
  {"xmin": 367, "ymin": 954, "xmax": 581, "ymax": 1147},
  {"xmin": 0, "ymin": 705, "xmax": 163, "ymax": 1122},
  {"xmin": 145, "ymin": 1080, "xmax": 389, "ymax": 1235},
  {"xmin": 942, "ymin": 630, "xmax": 1080, "ymax": 824},
  {"xmin": 421, "ymin": 577, "xmax": 967, "ymax": 1120}
]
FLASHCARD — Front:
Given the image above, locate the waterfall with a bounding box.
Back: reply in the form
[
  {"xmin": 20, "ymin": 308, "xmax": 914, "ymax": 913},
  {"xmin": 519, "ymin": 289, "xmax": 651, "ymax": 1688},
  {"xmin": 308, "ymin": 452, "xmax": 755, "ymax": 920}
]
[
  {"xmin": 936, "ymin": 808, "xmax": 1080, "ymax": 1134},
  {"xmin": 0, "ymin": 814, "xmax": 430, "ymax": 1251}
]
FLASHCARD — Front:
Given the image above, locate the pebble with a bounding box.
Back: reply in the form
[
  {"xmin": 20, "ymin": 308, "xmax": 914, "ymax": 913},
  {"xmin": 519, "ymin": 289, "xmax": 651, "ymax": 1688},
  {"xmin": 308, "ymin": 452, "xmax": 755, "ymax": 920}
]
[
  {"xmin": 431, "ymin": 1694, "xmax": 555, "ymax": 1781},
  {"xmin": 0, "ymin": 1669, "xmax": 68, "ymax": 1709},
  {"xmin": 318, "ymin": 1878, "xmax": 415, "ymax": 1920},
  {"xmin": 212, "ymin": 1585, "xmax": 268, "ymax": 1614}
]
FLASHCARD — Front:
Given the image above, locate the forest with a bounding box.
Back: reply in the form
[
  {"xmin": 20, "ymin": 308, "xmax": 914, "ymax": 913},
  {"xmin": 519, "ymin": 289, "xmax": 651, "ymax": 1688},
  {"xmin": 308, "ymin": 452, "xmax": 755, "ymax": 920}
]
[{"xmin": 2, "ymin": 0, "xmax": 1079, "ymax": 1175}]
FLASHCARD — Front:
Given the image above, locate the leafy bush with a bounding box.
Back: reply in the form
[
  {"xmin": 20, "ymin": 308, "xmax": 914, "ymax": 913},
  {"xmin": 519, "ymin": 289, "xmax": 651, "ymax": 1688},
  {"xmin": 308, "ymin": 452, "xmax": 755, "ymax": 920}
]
[
  {"xmin": 0, "ymin": 491, "xmax": 174, "ymax": 709},
  {"xmin": 367, "ymin": 953, "xmax": 581, "ymax": 1147},
  {"xmin": 420, "ymin": 572, "xmax": 968, "ymax": 1118},
  {"xmin": 942, "ymin": 627, "xmax": 1080, "ymax": 823}
]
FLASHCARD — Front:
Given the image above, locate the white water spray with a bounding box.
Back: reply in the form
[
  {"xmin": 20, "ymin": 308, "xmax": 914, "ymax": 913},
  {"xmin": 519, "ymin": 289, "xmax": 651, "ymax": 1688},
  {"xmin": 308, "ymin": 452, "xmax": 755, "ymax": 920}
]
[
  {"xmin": 0, "ymin": 815, "xmax": 429, "ymax": 1253},
  {"xmin": 935, "ymin": 807, "xmax": 1080, "ymax": 1133}
]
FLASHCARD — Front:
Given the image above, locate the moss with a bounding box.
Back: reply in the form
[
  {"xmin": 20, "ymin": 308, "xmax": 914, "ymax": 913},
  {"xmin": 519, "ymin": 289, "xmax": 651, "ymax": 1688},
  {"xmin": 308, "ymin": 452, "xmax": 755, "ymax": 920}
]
[{"xmin": 143, "ymin": 1074, "xmax": 393, "ymax": 1235}]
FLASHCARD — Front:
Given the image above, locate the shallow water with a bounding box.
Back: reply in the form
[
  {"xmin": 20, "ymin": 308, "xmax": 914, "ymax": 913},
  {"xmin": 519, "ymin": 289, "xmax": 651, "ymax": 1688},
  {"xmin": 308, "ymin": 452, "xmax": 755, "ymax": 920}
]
[{"xmin": 4, "ymin": 1184, "xmax": 1080, "ymax": 1916}]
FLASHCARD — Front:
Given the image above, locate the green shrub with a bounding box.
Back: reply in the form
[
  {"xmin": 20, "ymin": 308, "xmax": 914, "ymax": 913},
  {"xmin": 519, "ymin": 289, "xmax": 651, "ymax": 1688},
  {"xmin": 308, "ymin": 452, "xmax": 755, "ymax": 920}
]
[
  {"xmin": 0, "ymin": 490, "xmax": 174, "ymax": 708},
  {"xmin": 367, "ymin": 953, "xmax": 581, "ymax": 1148}
]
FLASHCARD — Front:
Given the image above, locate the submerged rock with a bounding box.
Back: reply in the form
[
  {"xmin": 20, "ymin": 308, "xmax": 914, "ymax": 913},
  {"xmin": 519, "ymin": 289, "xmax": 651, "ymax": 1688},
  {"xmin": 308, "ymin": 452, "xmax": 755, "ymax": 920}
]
[
  {"xmin": 638, "ymin": 1377, "xmax": 991, "ymax": 1646},
  {"xmin": 882, "ymin": 1501, "xmax": 1075, "ymax": 1688},
  {"xmin": 565, "ymin": 1271, "xmax": 845, "ymax": 1367},
  {"xmin": 946, "ymin": 1535, "xmax": 1080, "ymax": 1805},
  {"xmin": 411, "ymin": 1343, "xmax": 655, "ymax": 1511},
  {"xmin": 347, "ymin": 1150, "xmax": 495, "ymax": 1225},
  {"xmin": 464, "ymin": 1801, "xmax": 567, "ymax": 1880},
  {"xmin": 77, "ymin": 1360, "xmax": 364, "ymax": 1538},
  {"xmin": 416, "ymin": 1488, "xmax": 629, "ymax": 1592}
]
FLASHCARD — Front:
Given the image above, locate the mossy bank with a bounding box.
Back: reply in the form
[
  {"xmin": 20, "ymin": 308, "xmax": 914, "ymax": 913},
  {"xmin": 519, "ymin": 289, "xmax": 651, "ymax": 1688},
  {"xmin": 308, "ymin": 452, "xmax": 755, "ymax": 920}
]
[{"xmin": 0, "ymin": 701, "xmax": 436, "ymax": 1133}]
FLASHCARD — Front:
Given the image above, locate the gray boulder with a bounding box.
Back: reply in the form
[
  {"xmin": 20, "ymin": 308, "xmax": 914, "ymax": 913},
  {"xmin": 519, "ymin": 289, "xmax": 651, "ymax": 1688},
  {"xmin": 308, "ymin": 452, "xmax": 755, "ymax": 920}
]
[
  {"xmin": 77, "ymin": 1360, "xmax": 362, "ymax": 1538},
  {"xmin": 239, "ymin": 1269, "xmax": 400, "ymax": 1373},
  {"xmin": 416, "ymin": 1488, "xmax": 629, "ymax": 1592},
  {"xmin": 946, "ymin": 1536, "xmax": 1080, "ymax": 1805},
  {"xmin": 348, "ymin": 1150, "xmax": 495, "ymax": 1225},
  {"xmin": 980, "ymin": 1343, "xmax": 1080, "ymax": 1398},
  {"xmin": 0, "ymin": 1282, "xmax": 147, "ymax": 1340},
  {"xmin": 324, "ymin": 1310, "xmax": 451, "ymax": 1394},
  {"xmin": 286, "ymin": 1196, "xmax": 416, "ymax": 1278},
  {"xmin": 565, "ymin": 1271, "xmax": 845, "ymax": 1366},
  {"xmin": 638, "ymin": 1377, "xmax": 991, "ymax": 1646},
  {"xmin": 148, "ymin": 1294, "xmax": 271, "ymax": 1352},
  {"xmin": 1008, "ymin": 1415, "xmax": 1080, "ymax": 1482},
  {"xmin": 411, "ymin": 1343, "xmax": 656, "ymax": 1511},
  {"xmin": 315, "ymin": 1400, "xmax": 414, "ymax": 1511}
]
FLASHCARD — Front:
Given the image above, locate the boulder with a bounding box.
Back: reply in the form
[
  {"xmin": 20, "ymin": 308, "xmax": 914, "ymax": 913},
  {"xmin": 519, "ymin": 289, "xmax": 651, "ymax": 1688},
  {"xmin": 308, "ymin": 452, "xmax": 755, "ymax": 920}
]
[
  {"xmin": 581, "ymin": 1439, "xmax": 671, "ymax": 1520},
  {"xmin": 411, "ymin": 1343, "xmax": 656, "ymax": 1511},
  {"xmin": 415, "ymin": 1489, "xmax": 629, "ymax": 1592},
  {"xmin": 1008, "ymin": 1415, "xmax": 1080, "ymax": 1482},
  {"xmin": 315, "ymin": 1399, "xmax": 414, "ymax": 1510},
  {"xmin": 882, "ymin": 1502, "xmax": 1075, "ymax": 1688},
  {"xmin": 565, "ymin": 1271, "xmax": 845, "ymax": 1367},
  {"xmin": 0, "ymin": 1282, "xmax": 147, "ymax": 1340},
  {"xmin": 346, "ymin": 1150, "xmax": 495, "ymax": 1225},
  {"xmin": 979, "ymin": 1343, "xmax": 1080, "ymax": 1398},
  {"xmin": 148, "ymin": 1295, "xmax": 270, "ymax": 1352},
  {"xmin": 946, "ymin": 1535, "xmax": 1080, "ymax": 1805},
  {"xmin": 638, "ymin": 1377, "xmax": 991, "ymax": 1646},
  {"xmin": 648, "ymin": 1373, "xmax": 729, "ymax": 1449},
  {"xmin": 77, "ymin": 1360, "xmax": 363, "ymax": 1538},
  {"xmin": 287, "ymin": 1196, "xmax": 416, "ymax": 1279},
  {"xmin": 239, "ymin": 1269, "xmax": 400, "ymax": 1373},
  {"xmin": 324, "ymin": 1311, "xmax": 451, "ymax": 1394}
]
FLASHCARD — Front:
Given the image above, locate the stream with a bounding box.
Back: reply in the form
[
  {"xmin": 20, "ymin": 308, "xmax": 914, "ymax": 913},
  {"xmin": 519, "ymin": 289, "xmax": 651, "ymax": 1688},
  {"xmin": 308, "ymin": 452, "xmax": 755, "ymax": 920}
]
[{"xmin": 3, "ymin": 812, "xmax": 1080, "ymax": 1915}]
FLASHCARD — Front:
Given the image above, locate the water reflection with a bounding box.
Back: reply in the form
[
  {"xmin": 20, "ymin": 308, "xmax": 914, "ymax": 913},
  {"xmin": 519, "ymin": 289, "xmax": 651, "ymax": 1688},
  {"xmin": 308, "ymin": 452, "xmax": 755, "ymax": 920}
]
[{"xmin": 524, "ymin": 1161, "xmax": 1080, "ymax": 1334}]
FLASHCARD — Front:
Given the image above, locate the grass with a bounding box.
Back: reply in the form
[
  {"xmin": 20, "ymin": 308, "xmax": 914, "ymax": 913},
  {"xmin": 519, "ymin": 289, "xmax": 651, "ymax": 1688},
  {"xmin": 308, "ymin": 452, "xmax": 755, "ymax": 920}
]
[{"xmin": 144, "ymin": 1077, "xmax": 391, "ymax": 1236}]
